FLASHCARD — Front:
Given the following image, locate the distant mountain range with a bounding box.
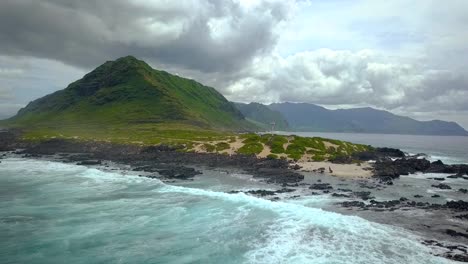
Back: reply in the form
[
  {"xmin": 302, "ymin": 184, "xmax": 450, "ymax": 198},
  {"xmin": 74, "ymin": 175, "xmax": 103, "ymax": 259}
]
[
  {"xmin": 2, "ymin": 56, "xmax": 466, "ymax": 136},
  {"xmin": 260, "ymin": 102, "xmax": 467, "ymax": 136},
  {"xmin": 234, "ymin": 102, "xmax": 289, "ymax": 131}
]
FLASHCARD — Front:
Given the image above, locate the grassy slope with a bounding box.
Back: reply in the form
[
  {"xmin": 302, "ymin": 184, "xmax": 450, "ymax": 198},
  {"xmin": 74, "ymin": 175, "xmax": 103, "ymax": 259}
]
[{"xmin": 7, "ymin": 56, "xmax": 254, "ymax": 131}]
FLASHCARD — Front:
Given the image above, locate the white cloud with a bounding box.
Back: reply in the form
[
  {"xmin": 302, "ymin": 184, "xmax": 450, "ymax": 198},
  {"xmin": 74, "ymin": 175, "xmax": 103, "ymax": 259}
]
[{"xmin": 0, "ymin": 0, "xmax": 468, "ymax": 128}]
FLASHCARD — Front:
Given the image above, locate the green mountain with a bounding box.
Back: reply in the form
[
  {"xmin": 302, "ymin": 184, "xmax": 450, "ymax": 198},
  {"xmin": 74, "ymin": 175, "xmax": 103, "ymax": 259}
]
[
  {"xmin": 7, "ymin": 56, "xmax": 254, "ymax": 131},
  {"xmin": 234, "ymin": 102, "xmax": 289, "ymax": 131},
  {"xmin": 269, "ymin": 102, "xmax": 468, "ymax": 136}
]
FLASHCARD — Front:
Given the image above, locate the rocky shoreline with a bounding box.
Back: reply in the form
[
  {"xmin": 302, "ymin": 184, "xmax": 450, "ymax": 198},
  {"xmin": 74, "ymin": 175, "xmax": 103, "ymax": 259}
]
[{"xmin": 2, "ymin": 129, "xmax": 468, "ymax": 262}]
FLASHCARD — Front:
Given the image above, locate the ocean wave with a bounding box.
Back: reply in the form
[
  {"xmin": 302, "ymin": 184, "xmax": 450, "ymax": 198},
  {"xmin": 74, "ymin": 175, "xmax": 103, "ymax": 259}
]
[
  {"xmin": 158, "ymin": 181, "xmax": 451, "ymax": 263},
  {"xmin": 0, "ymin": 158, "xmax": 454, "ymax": 263}
]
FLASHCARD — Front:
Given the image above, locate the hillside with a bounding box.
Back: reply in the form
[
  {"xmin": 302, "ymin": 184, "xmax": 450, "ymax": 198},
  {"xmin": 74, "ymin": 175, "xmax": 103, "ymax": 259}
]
[
  {"xmin": 6, "ymin": 56, "xmax": 254, "ymax": 131},
  {"xmin": 234, "ymin": 102, "xmax": 289, "ymax": 131},
  {"xmin": 269, "ymin": 102, "xmax": 468, "ymax": 136}
]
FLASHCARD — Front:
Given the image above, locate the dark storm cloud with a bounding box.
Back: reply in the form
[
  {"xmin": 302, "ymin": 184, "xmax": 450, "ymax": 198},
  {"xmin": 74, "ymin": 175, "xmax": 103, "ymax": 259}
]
[
  {"xmin": 0, "ymin": 0, "xmax": 290, "ymax": 73},
  {"xmin": 0, "ymin": 0, "xmax": 467, "ymax": 128}
]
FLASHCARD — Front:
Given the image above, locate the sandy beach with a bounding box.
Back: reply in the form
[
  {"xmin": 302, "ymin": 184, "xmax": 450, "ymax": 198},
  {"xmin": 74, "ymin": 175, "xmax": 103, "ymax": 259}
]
[{"xmin": 297, "ymin": 161, "xmax": 373, "ymax": 179}]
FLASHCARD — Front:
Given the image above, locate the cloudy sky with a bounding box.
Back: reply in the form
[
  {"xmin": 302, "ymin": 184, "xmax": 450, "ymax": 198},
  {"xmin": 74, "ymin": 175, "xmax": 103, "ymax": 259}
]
[{"xmin": 1, "ymin": 0, "xmax": 468, "ymax": 128}]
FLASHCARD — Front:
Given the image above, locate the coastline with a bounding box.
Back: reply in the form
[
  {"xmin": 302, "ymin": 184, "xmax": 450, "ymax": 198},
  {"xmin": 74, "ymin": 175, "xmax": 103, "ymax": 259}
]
[{"xmin": 2, "ymin": 129, "xmax": 468, "ymax": 261}]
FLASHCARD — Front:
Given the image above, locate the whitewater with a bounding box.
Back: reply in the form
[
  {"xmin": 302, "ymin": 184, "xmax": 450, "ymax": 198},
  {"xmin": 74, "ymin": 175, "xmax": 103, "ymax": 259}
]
[{"xmin": 0, "ymin": 157, "xmax": 454, "ymax": 264}]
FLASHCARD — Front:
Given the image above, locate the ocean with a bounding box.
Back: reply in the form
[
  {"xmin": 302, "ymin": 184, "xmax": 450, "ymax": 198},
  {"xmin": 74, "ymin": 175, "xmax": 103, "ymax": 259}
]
[{"xmin": 2, "ymin": 133, "xmax": 467, "ymax": 263}]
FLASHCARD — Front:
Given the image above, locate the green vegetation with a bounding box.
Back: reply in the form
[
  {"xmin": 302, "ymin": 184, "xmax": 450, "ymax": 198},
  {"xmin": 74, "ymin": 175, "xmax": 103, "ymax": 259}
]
[
  {"xmin": 235, "ymin": 133, "xmax": 371, "ymax": 161},
  {"xmin": 202, "ymin": 143, "xmax": 216, "ymax": 152},
  {"xmin": 264, "ymin": 135, "xmax": 288, "ymax": 153},
  {"xmin": 237, "ymin": 142, "xmax": 263, "ymax": 155},
  {"xmin": 266, "ymin": 154, "xmax": 278, "ymax": 159},
  {"xmin": 1, "ymin": 56, "xmax": 373, "ymax": 160},
  {"xmin": 20, "ymin": 122, "xmax": 232, "ymax": 146},
  {"xmin": 215, "ymin": 142, "xmax": 230, "ymax": 151},
  {"xmin": 6, "ymin": 56, "xmax": 256, "ymax": 131}
]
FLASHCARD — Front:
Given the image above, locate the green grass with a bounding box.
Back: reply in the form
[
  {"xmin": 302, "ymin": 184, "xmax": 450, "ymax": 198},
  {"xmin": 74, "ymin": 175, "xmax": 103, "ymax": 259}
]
[
  {"xmin": 266, "ymin": 154, "xmax": 278, "ymax": 159},
  {"xmin": 232, "ymin": 133, "xmax": 371, "ymax": 161},
  {"xmin": 20, "ymin": 123, "xmax": 232, "ymax": 146},
  {"xmin": 237, "ymin": 142, "xmax": 263, "ymax": 155},
  {"xmin": 202, "ymin": 143, "xmax": 216, "ymax": 152},
  {"xmin": 7, "ymin": 56, "xmax": 257, "ymax": 132},
  {"xmin": 215, "ymin": 142, "xmax": 230, "ymax": 151},
  {"xmin": 13, "ymin": 122, "xmax": 371, "ymax": 161},
  {"xmin": 264, "ymin": 135, "xmax": 288, "ymax": 153}
]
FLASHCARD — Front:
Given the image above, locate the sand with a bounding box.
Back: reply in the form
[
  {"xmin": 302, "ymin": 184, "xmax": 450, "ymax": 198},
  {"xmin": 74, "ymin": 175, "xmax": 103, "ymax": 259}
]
[
  {"xmin": 192, "ymin": 136, "xmax": 374, "ymax": 179},
  {"xmin": 297, "ymin": 161, "xmax": 373, "ymax": 179}
]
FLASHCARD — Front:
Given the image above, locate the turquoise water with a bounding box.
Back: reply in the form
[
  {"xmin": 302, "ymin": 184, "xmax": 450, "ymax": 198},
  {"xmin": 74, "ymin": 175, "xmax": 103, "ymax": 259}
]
[{"xmin": 0, "ymin": 158, "xmax": 453, "ymax": 264}]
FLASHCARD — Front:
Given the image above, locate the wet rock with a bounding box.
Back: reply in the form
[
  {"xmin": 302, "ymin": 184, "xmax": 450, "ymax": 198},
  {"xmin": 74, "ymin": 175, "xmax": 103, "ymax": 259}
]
[
  {"xmin": 432, "ymin": 183, "xmax": 452, "ymax": 190},
  {"xmin": 373, "ymin": 158, "xmax": 431, "ymax": 178},
  {"xmin": 353, "ymin": 191, "xmax": 373, "ymax": 200},
  {"xmin": 378, "ymin": 176, "xmax": 394, "ymax": 185},
  {"xmin": 432, "ymin": 194, "xmax": 441, "ymax": 198},
  {"xmin": 414, "ymin": 195, "xmax": 424, "ymax": 198},
  {"xmin": 460, "ymin": 189, "xmax": 468, "ymax": 194},
  {"xmin": 309, "ymin": 183, "xmax": 333, "ymax": 190},
  {"xmin": 341, "ymin": 201, "xmax": 365, "ymax": 208},
  {"xmin": 276, "ymin": 188, "xmax": 295, "ymax": 194},
  {"xmin": 446, "ymin": 254, "xmax": 468, "ymax": 262},
  {"xmin": 431, "ymin": 177, "xmax": 445, "ymax": 181},
  {"xmin": 290, "ymin": 164, "xmax": 302, "ymax": 170},
  {"xmin": 331, "ymin": 193, "xmax": 351, "ymax": 198},
  {"xmin": 282, "ymin": 183, "xmax": 299, "ymax": 187},
  {"xmin": 455, "ymin": 214, "xmax": 468, "ymax": 220},
  {"xmin": 446, "ymin": 229, "xmax": 468, "ymax": 239},
  {"xmin": 253, "ymin": 168, "xmax": 304, "ymax": 184},
  {"xmin": 312, "ymin": 167, "xmax": 326, "ymax": 173},
  {"xmin": 446, "ymin": 200, "xmax": 468, "ymax": 211},
  {"xmin": 246, "ymin": 190, "xmax": 276, "ymax": 196},
  {"xmin": 369, "ymin": 199, "xmax": 401, "ymax": 208},
  {"xmin": 156, "ymin": 167, "xmax": 201, "ymax": 179},
  {"xmin": 376, "ymin": 147, "xmax": 406, "ymax": 158},
  {"xmin": 329, "ymin": 155, "xmax": 353, "ymax": 164}
]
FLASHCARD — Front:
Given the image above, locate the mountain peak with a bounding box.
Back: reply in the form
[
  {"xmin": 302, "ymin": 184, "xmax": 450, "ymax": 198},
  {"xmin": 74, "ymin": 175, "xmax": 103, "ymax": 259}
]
[
  {"xmin": 101, "ymin": 55, "xmax": 151, "ymax": 71},
  {"xmin": 9, "ymin": 56, "xmax": 250, "ymax": 130}
]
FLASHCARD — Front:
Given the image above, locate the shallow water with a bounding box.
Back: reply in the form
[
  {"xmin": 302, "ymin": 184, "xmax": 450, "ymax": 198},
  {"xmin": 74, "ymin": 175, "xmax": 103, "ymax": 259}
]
[{"xmin": 0, "ymin": 158, "xmax": 454, "ymax": 263}]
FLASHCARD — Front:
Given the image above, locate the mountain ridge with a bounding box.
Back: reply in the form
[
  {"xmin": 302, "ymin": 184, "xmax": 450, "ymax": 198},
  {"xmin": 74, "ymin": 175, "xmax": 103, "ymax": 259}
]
[
  {"xmin": 268, "ymin": 102, "xmax": 468, "ymax": 136},
  {"xmin": 6, "ymin": 56, "xmax": 254, "ymax": 131},
  {"xmin": 234, "ymin": 102, "xmax": 290, "ymax": 131}
]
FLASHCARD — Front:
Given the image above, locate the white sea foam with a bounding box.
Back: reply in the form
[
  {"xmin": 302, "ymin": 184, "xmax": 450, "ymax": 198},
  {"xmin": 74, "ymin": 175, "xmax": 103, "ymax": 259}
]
[
  {"xmin": 0, "ymin": 158, "xmax": 455, "ymax": 263},
  {"xmin": 158, "ymin": 182, "xmax": 452, "ymax": 263}
]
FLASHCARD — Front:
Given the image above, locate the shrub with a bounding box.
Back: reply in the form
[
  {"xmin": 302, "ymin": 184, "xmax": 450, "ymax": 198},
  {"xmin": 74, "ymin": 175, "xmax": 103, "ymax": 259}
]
[
  {"xmin": 265, "ymin": 135, "xmax": 288, "ymax": 153},
  {"xmin": 241, "ymin": 133, "xmax": 261, "ymax": 144},
  {"xmin": 202, "ymin": 143, "xmax": 216, "ymax": 152},
  {"xmin": 285, "ymin": 143, "xmax": 306, "ymax": 156},
  {"xmin": 267, "ymin": 153, "xmax": 278, "ymax": 159},
  {"xmin": 237, "ymin": 142, "xmax": 263, "ymax": 155},
  {"xmin": 215, "ymin": 142, "xmax": 230, "ymax": 151},
  {"xmin": 312, "ymin": 154, "xmax": 325, "ymax": 161},
  {"xmin": 288, "ymin": 153, "xmax": 302, "ymax": 161}
]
